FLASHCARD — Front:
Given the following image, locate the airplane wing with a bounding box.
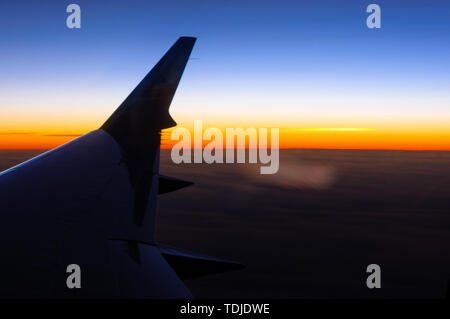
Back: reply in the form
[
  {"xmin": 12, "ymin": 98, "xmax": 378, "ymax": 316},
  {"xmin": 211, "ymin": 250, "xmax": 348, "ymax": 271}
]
[{"xmin": 0, "ymin": 37, "xmax": 242, "ymax": 298}]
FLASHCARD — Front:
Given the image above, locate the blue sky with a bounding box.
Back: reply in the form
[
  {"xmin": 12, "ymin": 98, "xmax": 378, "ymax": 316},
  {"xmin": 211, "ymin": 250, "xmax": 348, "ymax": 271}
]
[{"xmin": 0, "ymin": 0, "xmax": 450, "ymax": 137}]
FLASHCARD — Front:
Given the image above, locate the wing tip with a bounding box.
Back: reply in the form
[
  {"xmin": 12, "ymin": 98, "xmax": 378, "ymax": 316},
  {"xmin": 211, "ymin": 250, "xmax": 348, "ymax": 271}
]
[
  {"xmin": 179, "ymin": 36, "xmax": 197, "ymax": 41},
  {"xmin": 101, "ymin": 36, "xmax": 197, "ymax": 153}
]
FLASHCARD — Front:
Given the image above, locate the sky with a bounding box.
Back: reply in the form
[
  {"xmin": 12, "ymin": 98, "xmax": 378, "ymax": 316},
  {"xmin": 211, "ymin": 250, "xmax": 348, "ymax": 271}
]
[{"xmin": 1, "ymin": 0, "xmax": 450, "ymax": 150}]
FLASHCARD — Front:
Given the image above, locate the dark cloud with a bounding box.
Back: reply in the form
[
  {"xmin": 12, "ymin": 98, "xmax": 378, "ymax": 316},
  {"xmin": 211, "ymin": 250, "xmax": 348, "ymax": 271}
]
[
  {"xmin": 158, "ymin": 149, "xmax": 450, "ymax": 298},
  {"xmin": 0, "ymin": 132, "xmax": 81, "ymax": 137},
  {"xmin": 41, "ymin": 134, "xmax": 81, "ymax": 137},
  {"xmin": 1, "ymin": 149, "xmax": 450, "ymax": 298},
  {"xmin": 0, "ymin": 132, "xmax": 35, "ymax": 135}
]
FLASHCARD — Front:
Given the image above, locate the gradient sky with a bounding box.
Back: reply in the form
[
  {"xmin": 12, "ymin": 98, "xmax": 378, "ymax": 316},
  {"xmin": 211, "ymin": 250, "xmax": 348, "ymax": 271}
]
[{"xmin": 1, "ymin": 0, "xmax": 450, "ymax": 149}]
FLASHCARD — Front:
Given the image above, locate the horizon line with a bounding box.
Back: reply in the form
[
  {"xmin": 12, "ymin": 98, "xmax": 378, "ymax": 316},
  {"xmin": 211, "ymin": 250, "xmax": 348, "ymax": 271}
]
[{"xmin": 2, "ymin": 147, "xmax": 450, "ymax": 152}]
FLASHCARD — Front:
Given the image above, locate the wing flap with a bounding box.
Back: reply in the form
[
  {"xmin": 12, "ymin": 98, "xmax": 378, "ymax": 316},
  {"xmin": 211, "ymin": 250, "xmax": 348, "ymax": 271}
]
[
  {"xmin": 159, "ymin": 175, "xmax": 193, "ymax": 194},
  {"xmin": 159, "ymin": 246, "xmax": 245, "ymax": 280}
]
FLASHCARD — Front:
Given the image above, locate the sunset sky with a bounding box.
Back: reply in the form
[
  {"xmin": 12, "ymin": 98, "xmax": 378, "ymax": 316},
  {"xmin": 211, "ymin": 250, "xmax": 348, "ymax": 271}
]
[{"xmin": 1, "ymin": 0, "xmax": 450, "ymax": 150}]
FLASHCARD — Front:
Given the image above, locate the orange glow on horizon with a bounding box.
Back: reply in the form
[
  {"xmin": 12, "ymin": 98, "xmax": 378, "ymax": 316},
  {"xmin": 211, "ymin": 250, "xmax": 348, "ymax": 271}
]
[
  {"xmin": 158, "ymin": 125, "xmax": 450, "ymax": 151},
  {"xmin": 1, "ymin": 123, "xmax": 450, "ymax": 151}
]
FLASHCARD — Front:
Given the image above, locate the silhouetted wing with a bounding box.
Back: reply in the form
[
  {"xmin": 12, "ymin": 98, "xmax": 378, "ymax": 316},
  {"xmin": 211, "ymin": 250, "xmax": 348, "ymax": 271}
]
[{"xmin": 0, "ymin": 37, "xmax": 196, "ymax": 298}]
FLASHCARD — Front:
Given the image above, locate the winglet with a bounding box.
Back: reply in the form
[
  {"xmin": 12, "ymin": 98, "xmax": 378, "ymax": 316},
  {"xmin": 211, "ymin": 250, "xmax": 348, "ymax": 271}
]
[
  {"xmin": 100, "ymin": 37, "xmax": 196, "ymax": 226},
  {"xmin": 101, "ymin": 36, "xmax": 196, "ymax": 156}
]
